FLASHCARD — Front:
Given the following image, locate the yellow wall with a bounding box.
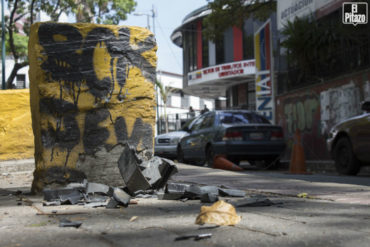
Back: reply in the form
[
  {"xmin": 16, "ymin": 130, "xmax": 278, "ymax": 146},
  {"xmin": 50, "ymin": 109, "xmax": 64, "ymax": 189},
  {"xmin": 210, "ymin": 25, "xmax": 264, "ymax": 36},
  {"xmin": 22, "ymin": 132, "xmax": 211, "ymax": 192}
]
[{"xmin": 0, "ymin": 89, "xmax": 34, "ymax": 160}]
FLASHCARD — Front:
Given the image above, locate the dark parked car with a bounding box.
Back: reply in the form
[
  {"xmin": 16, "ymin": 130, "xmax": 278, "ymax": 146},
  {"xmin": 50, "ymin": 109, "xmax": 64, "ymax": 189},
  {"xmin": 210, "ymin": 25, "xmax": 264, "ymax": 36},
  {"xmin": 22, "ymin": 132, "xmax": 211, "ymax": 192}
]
[
  {"xmin": 177, "ymin": 110, "xmax": 286, "ymax": 167},
  {"xmin": 327, "ymin": 101, "xmax": 370, "ymax": 175}
]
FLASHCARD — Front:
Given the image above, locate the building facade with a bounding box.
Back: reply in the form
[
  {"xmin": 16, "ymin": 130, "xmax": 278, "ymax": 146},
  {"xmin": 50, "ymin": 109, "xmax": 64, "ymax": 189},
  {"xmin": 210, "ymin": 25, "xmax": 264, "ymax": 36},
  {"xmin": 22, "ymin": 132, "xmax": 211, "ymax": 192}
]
[
  {"xmin": 156, "ymin": 70, "xmax": 214, "ymax": 134},
  {"xmin": 171, "ymin": 0, "xmax": 370, "ymax": 161},
  {"xmin": 171, "ymin": 5, "xmax": 278, "ymax": 111}
]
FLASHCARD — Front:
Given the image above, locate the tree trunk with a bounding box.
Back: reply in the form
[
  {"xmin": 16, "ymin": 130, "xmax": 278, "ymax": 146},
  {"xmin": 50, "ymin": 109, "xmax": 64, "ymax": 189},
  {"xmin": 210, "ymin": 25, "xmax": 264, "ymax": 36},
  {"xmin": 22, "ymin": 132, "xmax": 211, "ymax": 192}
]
[
  {"xmin": 6, "ymin": 62, "xmax": 28, "ymax": 89},
  {"xmin": 164, "ymin": 103, "xmax": 169, "ymax": 133}
]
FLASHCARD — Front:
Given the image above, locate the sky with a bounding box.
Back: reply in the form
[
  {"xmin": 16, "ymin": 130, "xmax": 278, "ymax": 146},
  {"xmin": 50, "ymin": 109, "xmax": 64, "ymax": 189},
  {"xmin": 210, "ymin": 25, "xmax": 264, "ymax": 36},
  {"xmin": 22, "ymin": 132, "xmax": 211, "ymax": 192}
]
[{"xmin": 121, "ymin": 0, "xmax": 209, "ymax": 75}]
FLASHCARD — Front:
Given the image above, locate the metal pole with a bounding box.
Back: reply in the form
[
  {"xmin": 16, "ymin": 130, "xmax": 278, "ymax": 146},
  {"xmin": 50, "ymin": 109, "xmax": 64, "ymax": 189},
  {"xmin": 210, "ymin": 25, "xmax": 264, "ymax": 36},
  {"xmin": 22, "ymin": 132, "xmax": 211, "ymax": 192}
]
[
  {"xmin": 152, "ymin": 5, "xmax": 160, "ymax": 135},
  {"xmin": 1, "ymin": 0, "xmax": 5, "ymax": 89}
]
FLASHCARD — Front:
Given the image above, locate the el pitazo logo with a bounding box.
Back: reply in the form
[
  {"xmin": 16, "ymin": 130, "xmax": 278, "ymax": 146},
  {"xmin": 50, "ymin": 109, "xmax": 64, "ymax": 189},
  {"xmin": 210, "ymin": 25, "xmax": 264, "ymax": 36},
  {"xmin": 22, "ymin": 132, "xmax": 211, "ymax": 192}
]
[{"xmin": 343, "ymin": 2, "xmax": 368, "ymax": 26}]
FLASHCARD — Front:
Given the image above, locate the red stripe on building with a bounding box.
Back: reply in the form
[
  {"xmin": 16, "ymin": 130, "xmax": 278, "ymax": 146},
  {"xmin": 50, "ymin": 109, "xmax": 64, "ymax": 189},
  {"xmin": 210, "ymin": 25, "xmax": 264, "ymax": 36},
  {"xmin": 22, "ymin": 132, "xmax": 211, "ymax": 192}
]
[
  {"xmin": 197, "ymin": 21, "xmax": 203, "ymax": 69},
  {"xmin": 233, "ymin": 26, "xmax": 243, "ymax": 61}
]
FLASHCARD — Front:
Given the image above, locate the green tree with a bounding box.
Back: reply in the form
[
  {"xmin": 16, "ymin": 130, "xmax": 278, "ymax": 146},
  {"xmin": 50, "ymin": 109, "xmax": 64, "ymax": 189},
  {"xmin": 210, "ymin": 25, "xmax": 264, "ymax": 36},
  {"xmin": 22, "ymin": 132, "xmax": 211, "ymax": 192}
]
[
  {"xmin": 203, "ymin": 0, "xmax": 275, "ymax": 41},
  {"xmin": 1, "ymin": 0, "xmax": 136, "ymax": 89}
]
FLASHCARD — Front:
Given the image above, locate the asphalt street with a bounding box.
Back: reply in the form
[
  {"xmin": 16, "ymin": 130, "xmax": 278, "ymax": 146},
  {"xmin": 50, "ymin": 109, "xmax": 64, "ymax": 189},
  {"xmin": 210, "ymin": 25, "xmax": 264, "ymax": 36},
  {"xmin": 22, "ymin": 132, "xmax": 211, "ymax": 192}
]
[{"xmin": 0, "ymin": 160, "xmax": 369, "ymax": 247}]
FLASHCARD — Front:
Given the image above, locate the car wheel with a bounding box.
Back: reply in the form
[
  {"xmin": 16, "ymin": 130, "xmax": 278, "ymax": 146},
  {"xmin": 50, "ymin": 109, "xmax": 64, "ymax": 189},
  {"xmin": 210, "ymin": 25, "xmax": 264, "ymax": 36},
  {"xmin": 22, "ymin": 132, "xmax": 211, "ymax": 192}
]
[
  {"xmin": 177, "ymin": 145, "xmax": 185, "ymax": 164},
  {"xmin": 205, "ymin": 145, "xmax": 215, "ymax": 167},
  {"xmin": 333, "ymin": 137, "xmax": 361, "ymax": 175}
]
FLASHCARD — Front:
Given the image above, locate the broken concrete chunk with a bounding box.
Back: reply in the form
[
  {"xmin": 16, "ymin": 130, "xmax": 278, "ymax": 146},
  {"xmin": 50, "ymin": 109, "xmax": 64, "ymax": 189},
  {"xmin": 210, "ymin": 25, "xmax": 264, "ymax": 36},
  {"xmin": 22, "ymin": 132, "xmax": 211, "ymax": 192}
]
[
  {"xmin": 43, "ymin": 201, "xmax": 61, "ymax": 206},
  {"xmin": 151, "ymin": 158, "xmax": 178, "ymax": 190},
  {"xmin": 84, "ymin": 201, "xmax": 108, "ymax": 208},
  {"xmin": 43, "ymin": 188, "xmax": 83, "ymax": 204},
  {"xmin": 106, "ymin": 198, "xmax": 119, "ymax": 209},
  {"xmin": 185, "ymin": 185, "xmax": 219, "ymax": 199},
  {"xmin": 85, "ymin": 194, "xmax": 109, "ymax": 203},
  {"xmin": 157, "ymin": 190, "xmax": 183, "ymax": 200},
  {"xmin": 113, "ymin": 187, "xmax": 131, "ymax": 207},
  {"xmin": 118, "ymin": 144, "xmax": 151, "ymax": 193},
  {"xmin": 200, "ymin": 193, "xmax": 219, "ymax": 203},
  {"xmin": 59, "ymin": 189, "xmax": 83, "ymax": 205},
  {"xmin": 59, "ymin": 219, "xmax": 82, "ymax": 228},
  {"xmin": 66, "ymin": 179, "xmax": 88, "ymax": 190},
  {"xmin": 218, "ymin": 188, "xmax": 246, "ymax": 197},
  {"xmin": 117, "ymin": 143, "xmax": 178, "ymax": 193},
  {"xmin": 233, "ymin": 198, "xmax": 275, "ymax": 207},
  {"xmin": 166, "ymin": 183, "xmax": 191, "ymax": 194},
  {"xmin": 87, "ymin": 182, "xmax": 112, "ymax": 196}
]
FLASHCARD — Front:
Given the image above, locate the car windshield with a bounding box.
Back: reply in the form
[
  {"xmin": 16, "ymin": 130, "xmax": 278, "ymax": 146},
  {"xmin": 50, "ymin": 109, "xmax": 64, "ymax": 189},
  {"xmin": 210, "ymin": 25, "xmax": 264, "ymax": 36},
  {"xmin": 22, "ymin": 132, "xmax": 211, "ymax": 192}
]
[
  {"xmin": 219, "ymin": 112, "xmax": 270, "ymax": 124},
  {"xmin": 181, "ymin": 117, "xmax": 196, "ymax": 130}
]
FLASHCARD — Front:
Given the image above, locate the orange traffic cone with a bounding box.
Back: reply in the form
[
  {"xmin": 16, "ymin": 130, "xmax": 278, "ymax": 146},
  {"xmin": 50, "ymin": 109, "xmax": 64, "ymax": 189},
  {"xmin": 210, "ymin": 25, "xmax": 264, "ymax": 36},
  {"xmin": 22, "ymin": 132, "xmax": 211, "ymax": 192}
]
[
  {"xmin": 289, "ymin": 129, "xmax": 309, "ymax": 174},
  {"xmin": 213, "ymin": 156, "xmax": 243, "ymax": 171}
]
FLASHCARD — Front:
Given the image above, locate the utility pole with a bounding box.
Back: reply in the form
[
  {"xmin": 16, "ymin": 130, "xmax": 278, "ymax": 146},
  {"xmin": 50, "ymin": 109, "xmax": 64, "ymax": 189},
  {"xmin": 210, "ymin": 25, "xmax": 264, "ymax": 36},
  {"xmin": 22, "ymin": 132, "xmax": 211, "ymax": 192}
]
[
  {"xmin": 151, "ymin": 5, "xmax": 160, "ymax": 135},
  {"xmin": 1, "ymin": 0, "xmax": 5, "ymax": 89}
]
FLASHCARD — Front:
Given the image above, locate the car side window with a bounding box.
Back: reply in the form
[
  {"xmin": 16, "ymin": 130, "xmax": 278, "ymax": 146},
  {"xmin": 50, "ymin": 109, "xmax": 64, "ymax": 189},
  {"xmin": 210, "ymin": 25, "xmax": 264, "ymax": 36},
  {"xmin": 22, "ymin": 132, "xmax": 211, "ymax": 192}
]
[
  {"xmin": 189, "ymin": 115, "xmax": 205, "ymax": 132},
  {"xmin": 199, "ymin": 113, "xmax": 215, "ymax": 129}
]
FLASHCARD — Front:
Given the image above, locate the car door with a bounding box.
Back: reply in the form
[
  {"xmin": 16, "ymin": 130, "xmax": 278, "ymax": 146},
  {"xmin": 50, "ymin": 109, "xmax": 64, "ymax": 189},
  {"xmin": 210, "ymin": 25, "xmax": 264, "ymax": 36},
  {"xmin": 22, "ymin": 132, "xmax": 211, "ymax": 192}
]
[
  {"xmin": 181, "ymin": 115, "xmax": 206, "ymax": 160},
  {"xmin": 353, "ymin": 113, "xmax": 370, "ymax": 162},
  {"xmin": 196, "ymin": 112, "xmax": 216, "ymax": 160}
]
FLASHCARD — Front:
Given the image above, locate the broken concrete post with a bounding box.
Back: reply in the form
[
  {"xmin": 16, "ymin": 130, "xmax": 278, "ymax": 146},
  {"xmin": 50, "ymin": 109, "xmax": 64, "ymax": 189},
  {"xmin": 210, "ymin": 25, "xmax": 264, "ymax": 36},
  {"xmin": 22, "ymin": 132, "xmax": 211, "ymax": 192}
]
[
  {"xmin": 117, "ymin": 143, "xmax": 178, "ymax": 194},
  {"xmin": 28, "ymin": 22, "xmax": 157, "ymax": 192}
]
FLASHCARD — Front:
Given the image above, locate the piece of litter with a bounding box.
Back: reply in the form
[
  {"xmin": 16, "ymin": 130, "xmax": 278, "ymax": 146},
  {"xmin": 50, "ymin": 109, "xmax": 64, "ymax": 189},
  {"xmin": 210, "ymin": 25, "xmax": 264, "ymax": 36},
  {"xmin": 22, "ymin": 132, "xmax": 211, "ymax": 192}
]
[
  {"xmin": 129, "ymin": 216, "xmax": 138, "ymax": 222},
  {"xmin": 195, "ymin": 200, "xmax": 241, "ymax": 226},
  {"xmin": 175, "ymin": 233, "xmax": 212, "ymax": 241},
  {"xmin": 297, "ymin": 193, "xmax": 308, "ymax": 198},
  {"xmin": 59, "ymin": 219, "xmax": 82, "ymax": 228}
]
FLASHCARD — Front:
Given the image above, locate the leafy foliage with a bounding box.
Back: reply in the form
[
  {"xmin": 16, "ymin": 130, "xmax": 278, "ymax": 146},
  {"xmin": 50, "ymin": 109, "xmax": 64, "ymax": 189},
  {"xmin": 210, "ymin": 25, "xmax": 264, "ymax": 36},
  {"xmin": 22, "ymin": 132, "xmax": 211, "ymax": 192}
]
[
  {"xmin": 203, "ymin": 0, "xmax": 275, "ymax": 41},
  {"xmin": 74, "ymin": 0, "xmax": 136, "ymax": 25},
  {"xmin": 280, "ymin": 15, "xmax": 368, "ymax": 85},
  {"xmin": 2, "ymin": 0, "xmax": 137, "ymax": 88}
]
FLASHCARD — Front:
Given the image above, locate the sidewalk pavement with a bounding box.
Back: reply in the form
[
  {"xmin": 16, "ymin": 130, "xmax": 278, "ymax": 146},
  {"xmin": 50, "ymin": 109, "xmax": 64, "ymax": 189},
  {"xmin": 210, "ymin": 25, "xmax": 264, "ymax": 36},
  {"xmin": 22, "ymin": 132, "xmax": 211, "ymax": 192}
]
[{"xmin": 1, "ymin": 159, "xmax": 370, "ymax": 246}]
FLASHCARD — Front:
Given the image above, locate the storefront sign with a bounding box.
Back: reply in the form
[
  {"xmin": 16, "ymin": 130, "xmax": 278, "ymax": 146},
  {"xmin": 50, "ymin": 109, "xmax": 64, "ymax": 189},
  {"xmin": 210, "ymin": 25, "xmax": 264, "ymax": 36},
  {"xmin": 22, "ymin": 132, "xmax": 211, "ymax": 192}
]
[
  {"xmin": 188, "ymin": 59, "xmax": 255, "ymax": 85},
  {"xmin": 254, "ymin": 19, "xmax": 275, "ymax": 123}
]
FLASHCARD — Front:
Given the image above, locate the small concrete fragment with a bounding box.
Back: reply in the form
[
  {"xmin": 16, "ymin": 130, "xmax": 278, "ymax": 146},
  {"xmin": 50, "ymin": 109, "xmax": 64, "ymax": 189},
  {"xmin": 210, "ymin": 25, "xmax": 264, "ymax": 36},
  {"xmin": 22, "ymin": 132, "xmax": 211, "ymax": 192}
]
[
  {"xmin": 87, "ymin": 182, "xmax": 112, "ymax": 196},
  {"xmin": 59, "ymin": 219, "xmax": 82, "ymax": 228},
  {"xmin": 59, "ymin": 190, "xmax": 83, "ymax": 205},
  {"xmin": 84, "ymin": 201, "xmax": 108, "ymax": 208},
  {"xmin": 166, "ymin": 183, "xmax": 191, "ymax": 194},
  {"xmin": 200, "ymin": 193, "xmax": 219, "ymax": 203},
  {"xmin": 106, "ymin": 198, "xmax": 119, "ymax": 209},
  {"xmin": 218, "ymin": 188, "xmax": 246, "ymax": 197},
  {"xmin": 43, "ymin": 188, "xmax": 83, "ymax": 205},
  {"xmin": 112, "ymin": 187, "xmax": 131, "ymax": 207},
  {"xmin": 233, "ymin": 198, "xmax": 275, "ymax": 207}
]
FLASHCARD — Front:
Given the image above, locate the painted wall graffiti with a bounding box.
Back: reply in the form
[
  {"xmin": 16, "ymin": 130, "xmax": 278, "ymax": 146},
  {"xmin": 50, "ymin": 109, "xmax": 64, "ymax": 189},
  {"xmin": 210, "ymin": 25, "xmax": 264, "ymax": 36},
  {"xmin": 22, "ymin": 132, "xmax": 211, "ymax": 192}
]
[
  {"xmin": 320, "ymin": 82, "xmax": 361, "ymax": 135},
  {"xmin": 28, "ymin": 22, "xmax": 157, "ymax": 184},
  {"xmin": 283, "ymin": 96, "xmax": 319, "ymax": 135}
]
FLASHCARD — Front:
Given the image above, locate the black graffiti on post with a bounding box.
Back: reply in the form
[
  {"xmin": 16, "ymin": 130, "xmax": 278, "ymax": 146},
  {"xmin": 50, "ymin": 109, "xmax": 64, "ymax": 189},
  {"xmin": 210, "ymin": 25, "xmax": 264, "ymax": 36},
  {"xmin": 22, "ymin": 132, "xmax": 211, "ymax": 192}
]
[
  {"xmin": 39, "ymin": 97, "xmax": 80, "ymax": 165},
  {"xmin": 83, "ymin": 108, "xmax": 111, "ymax": 155},
  {"xmin": 38, "ymin": 23, "xmax": 156, "ymax": 102},
  {"xmin": 37, "ymin": 23, "xmax": 156, "ymax": 162},
  {"xmin": 115, "ymin": 117, "xmax": 153, "ymax": 150}
]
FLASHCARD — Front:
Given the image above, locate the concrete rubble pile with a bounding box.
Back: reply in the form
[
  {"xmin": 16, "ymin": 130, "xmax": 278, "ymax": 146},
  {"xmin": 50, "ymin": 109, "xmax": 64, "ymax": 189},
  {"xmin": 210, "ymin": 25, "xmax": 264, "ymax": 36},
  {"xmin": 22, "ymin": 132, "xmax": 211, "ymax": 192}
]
[{"xmin": 42, "ymin": 144, "xmax": 178, "ymax": 208}]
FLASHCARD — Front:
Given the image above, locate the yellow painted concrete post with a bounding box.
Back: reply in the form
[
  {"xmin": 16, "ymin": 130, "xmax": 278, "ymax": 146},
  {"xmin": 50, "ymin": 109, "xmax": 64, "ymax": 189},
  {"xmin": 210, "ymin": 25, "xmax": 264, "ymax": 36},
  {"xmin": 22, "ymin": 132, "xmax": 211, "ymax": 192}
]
[{"xmin": 28, "ymin": 22, "xmax": 157, "ymax": 192}]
